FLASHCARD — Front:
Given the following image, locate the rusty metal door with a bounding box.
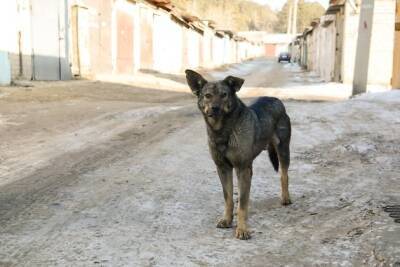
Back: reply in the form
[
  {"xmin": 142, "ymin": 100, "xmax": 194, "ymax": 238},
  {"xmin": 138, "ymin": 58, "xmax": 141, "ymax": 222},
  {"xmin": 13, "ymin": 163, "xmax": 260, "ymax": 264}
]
[
  {"xmin": 116, "ymin": 10, "xmax": 134, "ymax": 74},
  {"xmin": 334, "ymin": 11, "xmax": 344, "ymax": 82},
  {"xmin": 31, "ymin": 0, "xmax": 70, "ymax": 80},
  {"xmin": 139, "ymin": 7, "xmax": 153, "ymax": 70},
  {"xmin": 393, "ymin": 1, "xmax": 400, "ymax": 88},
  {"xmin": 265, "ymin": 44, "xmax": 276, "ymax": 58}
]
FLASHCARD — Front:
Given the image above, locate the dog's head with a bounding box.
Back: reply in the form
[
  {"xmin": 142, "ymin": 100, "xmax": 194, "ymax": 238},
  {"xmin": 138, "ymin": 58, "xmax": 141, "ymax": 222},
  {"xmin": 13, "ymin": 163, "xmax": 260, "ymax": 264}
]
[{"xmin": 185, "ymin": 69, "xmax": 244, "ymax": 130}]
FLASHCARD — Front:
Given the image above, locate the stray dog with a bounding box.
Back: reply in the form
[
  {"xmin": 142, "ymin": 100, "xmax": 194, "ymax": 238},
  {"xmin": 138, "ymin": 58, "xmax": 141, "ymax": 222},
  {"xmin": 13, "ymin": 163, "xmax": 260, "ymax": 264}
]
[{"xmin": 185, "ymin": 70, "xmax": 292, "ymax": 240}]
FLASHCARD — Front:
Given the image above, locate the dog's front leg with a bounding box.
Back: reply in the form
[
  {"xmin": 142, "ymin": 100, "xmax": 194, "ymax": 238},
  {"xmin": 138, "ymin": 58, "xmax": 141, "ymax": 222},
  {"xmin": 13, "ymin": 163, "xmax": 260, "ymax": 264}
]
[
  {"xmin": 216, "ymin": 164, "xmax": 234, "ymax": 228},
  {"xmin": 235, "ymin": 166, "xmax": 252, "ymax": 240}
]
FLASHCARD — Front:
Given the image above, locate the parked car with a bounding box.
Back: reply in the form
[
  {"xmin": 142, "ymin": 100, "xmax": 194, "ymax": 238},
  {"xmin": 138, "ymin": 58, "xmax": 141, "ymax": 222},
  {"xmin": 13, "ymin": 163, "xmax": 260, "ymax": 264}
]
[{"xmin": 278, "ymin": 52, "xmax": 291, "ymax": 63}]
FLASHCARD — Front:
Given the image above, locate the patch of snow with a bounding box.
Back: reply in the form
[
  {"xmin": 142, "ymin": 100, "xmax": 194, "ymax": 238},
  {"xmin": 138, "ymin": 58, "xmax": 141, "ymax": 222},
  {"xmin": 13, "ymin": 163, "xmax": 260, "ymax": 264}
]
[
  {"xmin": 355, "ymin": 90, "xmax": 400, "ymax": 103},
  {"xmin": 345, "ymin": 143, "xmax": 377, "ymax": 155}
]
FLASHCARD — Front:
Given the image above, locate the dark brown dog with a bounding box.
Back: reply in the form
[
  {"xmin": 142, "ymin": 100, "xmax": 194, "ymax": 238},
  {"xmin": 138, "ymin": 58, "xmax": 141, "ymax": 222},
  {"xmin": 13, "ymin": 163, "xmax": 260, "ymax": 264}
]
[{"xmin": 185, "ymin": 70, "xmax": 292, "ymax": 240}]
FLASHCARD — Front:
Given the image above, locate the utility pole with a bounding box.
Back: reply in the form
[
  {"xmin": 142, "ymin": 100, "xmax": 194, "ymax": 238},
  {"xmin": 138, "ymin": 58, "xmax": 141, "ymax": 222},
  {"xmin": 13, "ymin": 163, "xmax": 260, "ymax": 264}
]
[
  {"xmin": 287, "ymin": 0, "xmax": 298, "ymax": 36},
  {"xmin": 292, "ymin": 0, "xmax": 298, "ymax": 35},
  {"xmin": 287, "ymin": 0, "xmax": 293, "ymax": 34}
]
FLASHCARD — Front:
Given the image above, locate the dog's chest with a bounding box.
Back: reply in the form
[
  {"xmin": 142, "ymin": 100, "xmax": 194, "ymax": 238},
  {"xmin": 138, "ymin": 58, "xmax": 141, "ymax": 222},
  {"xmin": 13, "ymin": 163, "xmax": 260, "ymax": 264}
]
[
  {"xmin": 209, "ymin": 127, "xmax": 253, "ymax": 166},
  {"xmin": 215, "ymin": 135, "xmax": 236, "ymax": 153}
]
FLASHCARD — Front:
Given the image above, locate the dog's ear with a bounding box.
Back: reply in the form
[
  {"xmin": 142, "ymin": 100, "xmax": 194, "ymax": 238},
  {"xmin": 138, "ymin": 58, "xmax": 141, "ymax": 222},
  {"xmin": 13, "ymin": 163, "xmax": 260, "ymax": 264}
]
[
  {"xmin": 223, "ymin": 76, "xmax": 244, "ymax": 92},
  {"xmin": 185, "ymin": 69, "xmax": 207, "ymax": 96}
]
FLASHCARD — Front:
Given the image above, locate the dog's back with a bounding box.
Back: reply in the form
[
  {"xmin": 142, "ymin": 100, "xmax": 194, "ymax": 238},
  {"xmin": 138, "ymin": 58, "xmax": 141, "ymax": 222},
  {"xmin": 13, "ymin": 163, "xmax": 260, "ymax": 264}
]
[
  {"xmin": 249, "ymin": 97, "xmax": 291, "ymax": 145},
  {"xmin": 249, "ymin": 97, "xmax": 288, "ymax": 130},
  {"xmin": 248, "ymin": 97, "xmax": 291, "ymax": 172}
]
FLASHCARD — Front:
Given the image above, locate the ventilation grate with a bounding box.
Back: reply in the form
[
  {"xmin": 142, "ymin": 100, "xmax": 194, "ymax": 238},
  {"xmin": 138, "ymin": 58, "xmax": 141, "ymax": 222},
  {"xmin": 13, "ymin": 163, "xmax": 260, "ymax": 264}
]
[{"xmin": 383, "ymin": 205, "xmax": 400, "ymax": 223}]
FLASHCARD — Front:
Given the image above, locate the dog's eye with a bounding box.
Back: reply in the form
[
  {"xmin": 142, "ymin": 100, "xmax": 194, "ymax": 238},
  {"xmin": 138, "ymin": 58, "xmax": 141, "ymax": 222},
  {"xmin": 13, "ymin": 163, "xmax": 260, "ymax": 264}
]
[
  {"xmin": 205, "ymin": 93, "xmax": 212, "ymax": 99},
  {"xmin": 221, "ymin": 93, "xmax": 227, "ymax": 98}
]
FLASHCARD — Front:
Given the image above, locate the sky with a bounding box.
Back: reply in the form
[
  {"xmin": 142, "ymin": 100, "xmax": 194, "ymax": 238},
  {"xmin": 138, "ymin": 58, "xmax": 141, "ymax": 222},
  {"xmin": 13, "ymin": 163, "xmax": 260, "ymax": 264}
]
[{"xmin": 252, "ymin": 0, "xmax": 330, "ymax": 11}]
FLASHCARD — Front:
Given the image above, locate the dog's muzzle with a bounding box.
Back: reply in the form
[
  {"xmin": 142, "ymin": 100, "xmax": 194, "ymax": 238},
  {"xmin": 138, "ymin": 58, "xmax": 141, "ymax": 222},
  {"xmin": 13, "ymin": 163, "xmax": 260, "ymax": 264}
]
[{"xmin": 207, "ymin": 107, "xmax": 221, "ymax": 117}]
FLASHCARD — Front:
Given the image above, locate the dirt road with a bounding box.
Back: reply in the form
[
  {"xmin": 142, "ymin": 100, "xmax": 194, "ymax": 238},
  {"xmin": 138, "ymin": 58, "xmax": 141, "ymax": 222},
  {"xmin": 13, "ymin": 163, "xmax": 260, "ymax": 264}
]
[{"xmin": 0, "ymin": 59, "xmax": 399, "ymax": 266}]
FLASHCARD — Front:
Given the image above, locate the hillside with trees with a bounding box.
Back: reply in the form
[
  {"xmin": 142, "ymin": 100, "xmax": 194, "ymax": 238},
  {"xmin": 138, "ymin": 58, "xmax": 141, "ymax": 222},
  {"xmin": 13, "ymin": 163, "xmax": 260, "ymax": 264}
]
[
  {"xmin": 171, "ymin": 0, "xmax": 277, "ymax": 32},
  {"xmin": 274, "ymin": 0, "xmax": 326, "ymax": 33},
  {"xmin": 171, "ymin": 0, "xmax": 326, "ymax": 34}
]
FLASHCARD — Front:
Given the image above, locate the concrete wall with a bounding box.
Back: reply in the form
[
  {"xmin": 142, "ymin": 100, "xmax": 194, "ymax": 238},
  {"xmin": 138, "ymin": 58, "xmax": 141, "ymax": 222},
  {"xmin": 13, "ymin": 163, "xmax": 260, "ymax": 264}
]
[
  {"xmin": 341, "ymin": 1, "xmax": 360, "ymax": 84},
  {"xmin": 353, "ymin": 0, "xmax": 396, "ymax": 93}
]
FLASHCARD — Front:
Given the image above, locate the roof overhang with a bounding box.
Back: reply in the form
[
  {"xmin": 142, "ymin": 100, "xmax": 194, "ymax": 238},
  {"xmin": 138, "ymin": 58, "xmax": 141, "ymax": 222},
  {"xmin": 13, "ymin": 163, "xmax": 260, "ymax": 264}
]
[
  {"xmin": 170, "ymin": 10, "xmax": 190, "ymax": 28},
  {"xmin": 321, "ymin": 14, "xmax": 336, "ymax": 27},
  {"xmin": 325, "ymin": 4, "xmax": 344, "ymax": 15}
]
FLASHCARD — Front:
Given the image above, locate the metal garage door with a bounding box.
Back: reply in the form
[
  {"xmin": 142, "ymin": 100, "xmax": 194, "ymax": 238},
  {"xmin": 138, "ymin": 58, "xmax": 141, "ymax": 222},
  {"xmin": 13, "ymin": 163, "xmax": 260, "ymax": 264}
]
[
  {"xmin": 393, "ymin": 1, "xmax": 400, "ymax": 89},
  {"xmin": 116, "ymin": 10, "xmax": 134, "ymax": 74},
  {"xmin": 139, "ymin": 7, "xmax": 153, "ymax": 70},
  {"xmin": 31, "ymin": 0, "xmax": 70, "ymax": 80}
]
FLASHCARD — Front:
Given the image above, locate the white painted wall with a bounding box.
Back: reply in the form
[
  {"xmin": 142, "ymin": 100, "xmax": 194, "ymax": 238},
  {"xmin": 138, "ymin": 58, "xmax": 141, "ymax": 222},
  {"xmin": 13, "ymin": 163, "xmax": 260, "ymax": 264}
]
[
  {"xmin": 212, "ymin": 35, "xmax": 224, "ymax": 67},
  {"xmin": 341, "ymin": 2, "xmax": 360, "ymax": 84},
  {"xmin": 153, "ymin": 12, "xmax": 183, "ymax": 73},
  {"xmin": 366, "ymin": 0, "xmax": 395, "ymax": 87},
  {"xmin": 0, "ymin": 1, "xmax": 17, "ymax": 84},
  {"xmin": 201, "ymin": 28, "xmax": 213, "ymax": 68},
  {"xmin": 353, "ymin": 0, "xmax": 396, "ymax": 93},
  {"xmin": 186, "ymin": 29, "xmax": 200, "ymax": 69},
  {"xmin": 0, "ymin": 0, "xmax": 34, "ymax": 81},
  {"xmin": 0, "ymin": 1, "xmax": 18, "ymax": 54},
  {"xmin": 229, "ymin": 40, "xmax": 236, "ymax": 63}
]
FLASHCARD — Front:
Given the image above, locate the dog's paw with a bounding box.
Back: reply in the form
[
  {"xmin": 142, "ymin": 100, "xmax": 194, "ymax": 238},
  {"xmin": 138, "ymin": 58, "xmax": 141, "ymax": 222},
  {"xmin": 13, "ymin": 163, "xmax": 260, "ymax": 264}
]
[
  {"xmin": 235, "ymin": 228, "xmax": 251, "ymax": 240},
  {"xmin": 216, "ymin": 218, "xmax": 232, "ymax": 228},
  {"xmin": 281, "ymin": 197, "xmax": 292, "ymax": 206}
]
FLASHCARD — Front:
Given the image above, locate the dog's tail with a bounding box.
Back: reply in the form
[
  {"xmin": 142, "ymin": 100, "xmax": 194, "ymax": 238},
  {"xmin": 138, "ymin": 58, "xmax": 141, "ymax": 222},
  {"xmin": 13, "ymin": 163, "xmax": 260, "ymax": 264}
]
[{"xmin": 268, "ymin": 145, "xmax": 279, "ymax": 172}]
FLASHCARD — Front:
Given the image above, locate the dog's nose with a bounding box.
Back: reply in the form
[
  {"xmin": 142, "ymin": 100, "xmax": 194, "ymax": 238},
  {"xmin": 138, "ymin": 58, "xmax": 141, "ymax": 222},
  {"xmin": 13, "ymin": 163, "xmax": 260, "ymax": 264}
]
[{"xmin": 212, "ymin": 107, "xmax": 220, "ymax": 113}]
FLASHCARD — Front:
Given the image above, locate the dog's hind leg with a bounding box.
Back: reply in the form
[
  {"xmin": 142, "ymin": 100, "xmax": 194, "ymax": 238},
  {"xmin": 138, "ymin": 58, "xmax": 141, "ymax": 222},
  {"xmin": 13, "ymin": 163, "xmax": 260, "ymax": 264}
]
[
  {"xmin": 216, "ymin": 164, "xmax": 234, "ymax": 228},
  {"xmin": 274, "ymin": 113, "xmax": 292, "ymax": 205},
  {"xmin": 235, "ymin": 166, "xmax": 252, "ymax": 240},
  {"xmin": 276, "ymin": 141, "xmax": 291, "ymax": 205}
]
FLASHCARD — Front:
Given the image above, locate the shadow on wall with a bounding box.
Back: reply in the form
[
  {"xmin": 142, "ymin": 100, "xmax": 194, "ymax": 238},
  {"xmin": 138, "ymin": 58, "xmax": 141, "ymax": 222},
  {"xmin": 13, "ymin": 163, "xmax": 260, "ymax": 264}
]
[
  {"xmin": 31, "ymin": 54, "xmax": 71, "ymax": 81},
  {"xmin": 0, "ymin": 52, "xmax": 71, "ymax": 84}
]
